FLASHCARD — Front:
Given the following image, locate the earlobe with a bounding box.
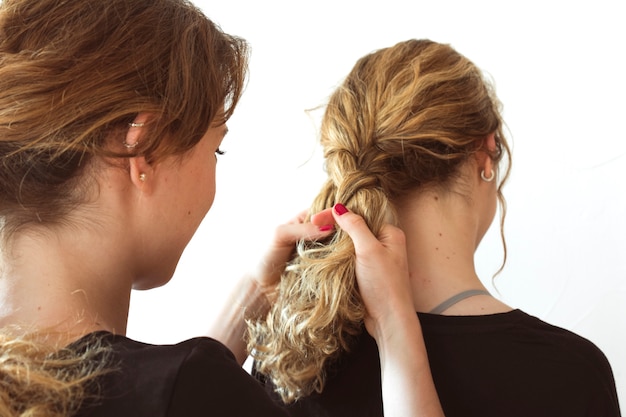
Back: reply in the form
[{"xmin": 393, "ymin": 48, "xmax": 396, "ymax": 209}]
[
  {"xmin": 478, "ymin": 132, "xmax": 497, "ymax": 182},
  {"xmin": 480, "ymin": 167, "xmax": 495, "ymax": 182},
  {"xmin": 129, "ymin": 156, "xmax": 154, "ymax": 192},
  {"xmin": 125, "ymin": 113, "xmax": 154, "ymax": 192}
]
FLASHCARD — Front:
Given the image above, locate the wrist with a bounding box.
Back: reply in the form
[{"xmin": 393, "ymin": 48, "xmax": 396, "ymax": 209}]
[
  {"xmin": 242, "ymin": 274, "xmax": 275, "ymax": 320},
  {"xmin": 371, "ymin": 305, "xmax": 423, "ymax": 353}
]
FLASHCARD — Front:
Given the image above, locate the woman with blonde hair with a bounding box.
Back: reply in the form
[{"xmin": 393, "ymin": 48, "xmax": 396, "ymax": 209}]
[
  {"xmin": 248, "ymin": 39, "xmax": 621, "ymax": 416},
  {"xmin": 0, "ymin": 1, "xmax": 444, "ymax": 416}
]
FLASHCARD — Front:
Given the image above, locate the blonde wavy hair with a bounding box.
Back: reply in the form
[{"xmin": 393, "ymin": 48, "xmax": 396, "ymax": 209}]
[
  {"xmin": 0, "ymin": 328, "xmax": 111, "ymax": 417},
  {"xmin": 0, "ymin": 0, "xmax": 248, "ymax": 415},
  {"xmin": 247, "ymin": 39, "xmax": 511, "ymax": 403}
]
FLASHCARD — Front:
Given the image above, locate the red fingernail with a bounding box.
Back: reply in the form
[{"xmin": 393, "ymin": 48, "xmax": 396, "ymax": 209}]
[
  {"xmin": 319, "ymin": 224, "xmax": 334, "ymax": 232},
  {"xmin": 334, "ymin": 203, "xmax": 348, "ymax": 216}
]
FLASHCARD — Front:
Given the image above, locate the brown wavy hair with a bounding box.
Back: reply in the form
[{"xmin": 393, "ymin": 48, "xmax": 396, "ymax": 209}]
[
  {"xmin": 0, "ymin": 0, "xmax": 248, "ymax": 415},
  {"xmin": 247, "ymin": 39, "xmax": 511, "ymax": 403},
  {"xmin": 0, "ymin": 0, "xmax": 248, "ymax": 244}
]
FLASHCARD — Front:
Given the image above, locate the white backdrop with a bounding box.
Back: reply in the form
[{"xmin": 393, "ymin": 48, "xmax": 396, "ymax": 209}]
[{"xmin": 127, "ymin": 0, "xmax": 626, "ymax": 407}]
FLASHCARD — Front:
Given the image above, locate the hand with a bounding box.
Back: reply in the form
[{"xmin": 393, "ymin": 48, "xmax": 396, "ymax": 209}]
[
  {"xmin": 208, "ymin": 210, "xmax": 333, "ymax": 363},
  {"xmin": 252, "ymin": 210, "xmax": 334, "ymax": 304},
  {"xmin": 313, "ymin": 204, "xmax": 415, "ymax": 339}
]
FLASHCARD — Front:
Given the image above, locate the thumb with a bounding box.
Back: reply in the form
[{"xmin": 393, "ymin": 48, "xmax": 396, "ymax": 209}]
[
  {"xmin": 331, "ymin": 203, "xmax": 413, "ymax": 339},
  {"xmin": 331, "ymin": 203, "xmax": 379, "ymax": 255},
  {"xmin": 332, "ymin": 203, "xmax": 406, "ymax": 255}
]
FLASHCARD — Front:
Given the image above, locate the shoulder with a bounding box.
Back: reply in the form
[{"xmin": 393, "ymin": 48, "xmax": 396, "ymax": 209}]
[
  {"xmin": 442, "ymin": 309, "xmax": 616, "ymax": 375},
  {"xmin": 514, "ymin": 310, "xmax": 613, "ymax": 365},
  {"xmin": 101, "ymin": 333, "xmax": 238, "ymax": 380},
  {"xmin": 164, "ymin": 337, "xmax": 289, "ymax": 417},
  {"xmin": 513, "ymin": 311, "xmax": 621, "ymax": 414},
  {"xmin": 516, "ymin": 311, "xmax": 618, "ymax": 377},
  {"xmin": 78, "ymin": 334, "xmax": 287, "ymax": 417},
  {"xmin": 417, "ymin": 311, "xmax": 621, "ymax": 415},
  {"xmin": 420, "ymin": 309, "xmax": 611, "ymax": 363},
  {"xmin": 418, "ymin": 309, "xmax": 619, "ymax": 386}
]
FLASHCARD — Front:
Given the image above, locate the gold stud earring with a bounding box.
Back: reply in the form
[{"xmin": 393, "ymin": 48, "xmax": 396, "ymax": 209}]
[{"xmin": 139, "ymin": 173, "xmax": 147, "ymax": 182}]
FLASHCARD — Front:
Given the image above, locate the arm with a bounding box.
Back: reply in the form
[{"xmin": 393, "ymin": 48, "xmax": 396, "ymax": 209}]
[
  {"xmin": 374, "ymin": 303, "xmax": 442, "ymax": 417},
  {"xmin": 207, "ymin": 272, "xmax": 272, "ymax": 365},
  {"xmin": 328, "ymin": 204, "xmax": 444, "ymax": 417},
  {"xmin": 207, "ymin": 211, "xmax": 333, "ymax": 364}
]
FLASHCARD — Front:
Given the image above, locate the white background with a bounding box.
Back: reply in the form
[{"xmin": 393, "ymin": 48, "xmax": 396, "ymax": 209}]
[{"xmin": 127, "ymin": 0, "xmax": 626, "ymax": 407}]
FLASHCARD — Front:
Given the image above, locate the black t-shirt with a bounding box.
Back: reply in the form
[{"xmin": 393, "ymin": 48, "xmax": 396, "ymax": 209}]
[
  {"xmin": 74, "ymin": 332, "xmax": 288, "ymax": 417},
  {"xmin": 255, "ymin": 309, "xmax": 621, "ymax": 417}
]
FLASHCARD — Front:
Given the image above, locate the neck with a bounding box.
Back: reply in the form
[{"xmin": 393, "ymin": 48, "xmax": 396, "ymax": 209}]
[
  {"xmin": 0, "ymin": 224, "xmax": 133, "ymax": 343},
  {"xmin": 396, "ymin": 189, "xmax": 511, "ymax": 315}
]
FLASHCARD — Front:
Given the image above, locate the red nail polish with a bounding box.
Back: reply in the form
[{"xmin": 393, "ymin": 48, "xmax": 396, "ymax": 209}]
[
  {"xmin": 334, "ymin": 203, "xmax": 348, "ymax": 216},
  {"xmin": 319, "ymin": 224, "xmax": 334, "ymax": 232}
]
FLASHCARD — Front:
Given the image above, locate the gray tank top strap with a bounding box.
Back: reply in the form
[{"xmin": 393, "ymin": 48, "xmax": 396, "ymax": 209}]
[{"xmin": 428, "ymin": 289, "xmax": 491, "ymax": 314}]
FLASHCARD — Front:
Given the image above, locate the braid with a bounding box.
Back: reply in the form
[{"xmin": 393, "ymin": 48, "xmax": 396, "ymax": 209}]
[{"xmin": 248, "ymin": 90, "xmax": 396, "ymax": 403}]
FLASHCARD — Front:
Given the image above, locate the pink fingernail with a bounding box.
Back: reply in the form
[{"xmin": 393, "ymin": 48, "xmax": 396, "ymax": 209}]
[
  {"xmin": 319, "ymin": 224, "xmax": 334, "ymax": 232},
  {"xmin": 334, "ymin": 203, "xmax": 348, "ymax": 216}
]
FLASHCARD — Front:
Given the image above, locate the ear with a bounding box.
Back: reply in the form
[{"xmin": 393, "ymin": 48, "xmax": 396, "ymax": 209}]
[
  {"xmin": 476, "ymin": 132, "xmax": 497, "ymax": 180},
  {"xmin": 125, "ymin": 113, "xmax": 154, "ymax": 193},
  {"xmin": 484, "ymin": 132, "xmax": 497, "ymax": 153}
]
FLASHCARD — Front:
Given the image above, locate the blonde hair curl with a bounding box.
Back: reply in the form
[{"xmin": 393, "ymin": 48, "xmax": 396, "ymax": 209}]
[
  {"xmin": 0, "ymin": 329, "xmax": 111, "ymax": 417},
  {"xmin": 248, "ymin": 39, "xmax": 511, "ymax": 403}
]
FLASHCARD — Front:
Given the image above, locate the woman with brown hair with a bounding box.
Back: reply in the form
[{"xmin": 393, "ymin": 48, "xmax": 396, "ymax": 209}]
[
  {"xmin": 248, "ymin": 39, "xmax": 621, "ymax": 416},
  {"xmin": 0, "ymin": 1, "xmax": 444, "ymax": 416}
]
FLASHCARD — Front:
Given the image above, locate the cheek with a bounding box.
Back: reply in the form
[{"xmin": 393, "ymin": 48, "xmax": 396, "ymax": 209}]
[
  {"xmin": 178, "ymin": 158, "xmax": 217, "ymax": 216},
  {"xmin": 205, "ymin": 182, "xmax": 217, "ymax": 211},
  {"xmin": 200, "ymin": 162, "xmax": 218, "ymax": 210}
]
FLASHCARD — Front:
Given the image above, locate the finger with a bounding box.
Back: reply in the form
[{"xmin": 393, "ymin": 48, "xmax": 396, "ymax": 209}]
[
  {"xmin": 257, "ymin": 220, "xmax": 332, "ymax": 283},
  {"xmin": 273, "ymin": 220, "xmax": 333, "ymax": 247},
  {"xmin": 310, "ymin": 207, "xmax": 335, "ymax": 227},
  {"xmin": 331, "ymin": 205, "xmax": 407, "ymax": 264},
  {"xmin": 330, "ymin": 204, "xmax": 380, "ymax": 254}
]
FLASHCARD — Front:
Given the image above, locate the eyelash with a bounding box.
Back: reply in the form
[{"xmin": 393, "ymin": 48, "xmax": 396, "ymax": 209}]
[{"xmin": 215, "ymin": 148, "xmax": 226, "ymax": 156}]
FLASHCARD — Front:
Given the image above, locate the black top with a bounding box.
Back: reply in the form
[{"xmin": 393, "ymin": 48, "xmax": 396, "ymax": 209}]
[
  {"xmin": 75, "ymin": 332, "xmax": 288, "ymax": 417},
  {"xmin": 255, "ymin": 309, "xmax": 621, "ymax": 417}
]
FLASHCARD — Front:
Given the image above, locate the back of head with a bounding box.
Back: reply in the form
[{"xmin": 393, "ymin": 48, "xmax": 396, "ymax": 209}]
[
  {"xmin": 0, "ymin": 0, "xmax": 248, "ymax": 244},
  {"xmin": 248, "ymin": 39, "xmax": 510, "ymax": 403},
  {"xmin": 0, "ymin": 0, "xmax": 248, "ymax": 415},
  {"xmin": 322, "ymin": 38, "xmax": 508, "ymax": 201}
]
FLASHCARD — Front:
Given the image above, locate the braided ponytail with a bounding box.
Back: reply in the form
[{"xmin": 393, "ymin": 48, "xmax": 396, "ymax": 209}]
[{"xmin": 247, "ymin": 64, "xmax": 398, "ymax": 403}]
